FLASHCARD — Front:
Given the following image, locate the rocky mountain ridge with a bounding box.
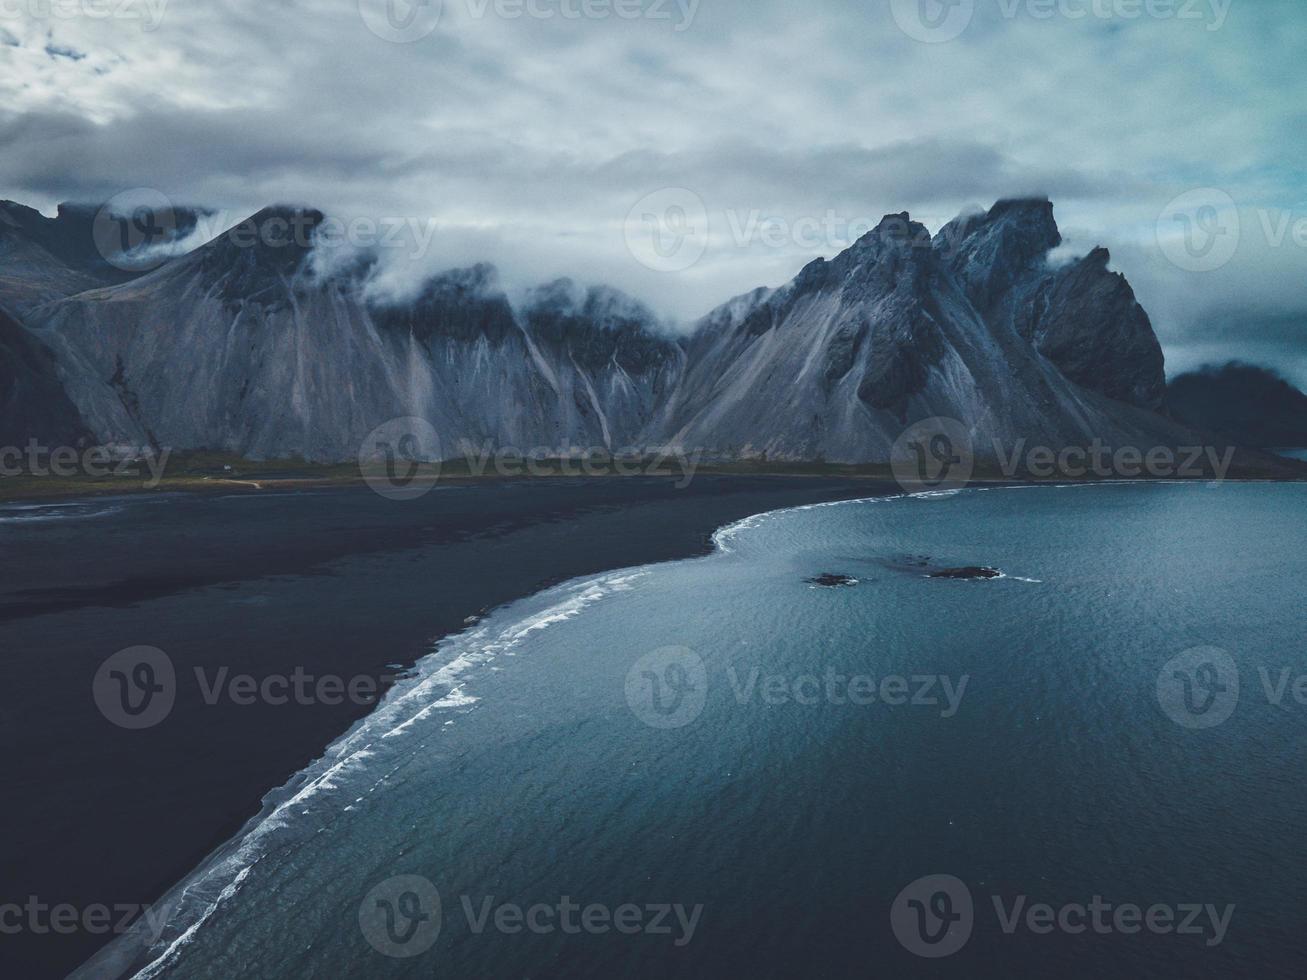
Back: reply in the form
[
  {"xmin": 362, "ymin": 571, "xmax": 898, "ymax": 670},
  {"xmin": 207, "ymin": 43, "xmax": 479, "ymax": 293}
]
[{"xmin": 0, "ymin": 195, "xmax": 1247, "ymax": 465}]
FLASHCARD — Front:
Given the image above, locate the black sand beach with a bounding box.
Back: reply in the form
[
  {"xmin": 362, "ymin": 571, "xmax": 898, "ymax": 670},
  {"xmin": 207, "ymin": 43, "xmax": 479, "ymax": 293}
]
[{"xmin": 0, "ymin": 476, "xmax": 889, "ymax": 977}]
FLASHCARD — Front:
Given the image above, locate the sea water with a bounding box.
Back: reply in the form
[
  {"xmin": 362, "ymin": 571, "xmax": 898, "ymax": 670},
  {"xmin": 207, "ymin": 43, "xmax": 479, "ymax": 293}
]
[{"xmin": 97, "ymin": 483, "xmax": 1307, "ymax": 979}]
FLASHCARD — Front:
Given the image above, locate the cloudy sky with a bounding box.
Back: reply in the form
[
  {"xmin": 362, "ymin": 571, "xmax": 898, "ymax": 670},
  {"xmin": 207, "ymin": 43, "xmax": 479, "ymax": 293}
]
[{"xmin": 1, "ymin": 0, "xmax": 1304, "ymax": 381}]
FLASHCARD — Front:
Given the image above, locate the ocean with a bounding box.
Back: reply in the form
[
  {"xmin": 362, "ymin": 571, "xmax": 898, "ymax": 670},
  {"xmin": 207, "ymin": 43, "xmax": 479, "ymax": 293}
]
[{"xmin": 89, "ymin": 482, "xmax": 1307, "ymax": 979}]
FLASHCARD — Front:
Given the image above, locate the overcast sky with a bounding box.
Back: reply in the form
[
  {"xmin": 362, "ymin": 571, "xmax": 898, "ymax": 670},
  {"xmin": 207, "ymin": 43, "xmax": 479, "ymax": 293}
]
[{"xmin": 1, "ymin": 0, "xmax": 1304, "ymax": 381}]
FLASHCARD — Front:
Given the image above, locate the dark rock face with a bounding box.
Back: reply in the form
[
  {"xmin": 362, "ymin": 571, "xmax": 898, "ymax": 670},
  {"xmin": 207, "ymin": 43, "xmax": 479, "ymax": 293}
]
[
  {"xmin": 0, "ymin": 307, "xmax": 89, "ymax": 446},
  {"xmin": 195, "ymin": 206, "xmax": 326, "ymax": 306},
  {"xmin": 371, "ymin": 264, "xmax": 519, "ymax": 346},
  {"xmin": 939, "ymin": 199, "xmax": 1166, "ymax": 411},
  {"xmin": 841, "ymin": 215, "xmax": 949, "ymax": 412},
  {"xmin": 1168, "ymin": 362, "xmax": 1307, "ymax": 447},
  {"xmin": 822, "ymin": 318, "xmax": 867, "ymax": 389},
  {"xmin": 936, "ymin": 198, "xmax": 1062, "ymax": 314},
  {"xmin": 1014, "ymin": 248, "xmax": 1166, "ymax": 409},
  {"xmin": 520, "ymin": 279, "xmax": 682, "ymax": 375},
  {"xmin": 0, "ymin": 200, "xmax": 137, "ymax": 284},
  {"xmin": 0, "ymin": 202, "xmax": 112, "ymax": 280},
  {"xmin": 0, "ymin": 199, "xmax": 209, "ymax": 312}
]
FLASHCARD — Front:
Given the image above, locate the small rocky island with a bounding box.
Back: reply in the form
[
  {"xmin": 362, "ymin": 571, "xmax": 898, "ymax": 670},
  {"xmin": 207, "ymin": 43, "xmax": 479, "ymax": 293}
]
[
  {"xmin": 927, "ymin": 566, "xmax": 1003, "ymax": 580},
  {"xmin": 880, "ymin": 555, "xmax": 1005, "ymax": 580},
  {"xmin": 805, "ymin": 573, "xmax": 859, "ymax": 587}
]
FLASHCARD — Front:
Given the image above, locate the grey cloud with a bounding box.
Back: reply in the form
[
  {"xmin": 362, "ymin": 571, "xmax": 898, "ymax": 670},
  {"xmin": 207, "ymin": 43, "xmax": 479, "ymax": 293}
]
[{"xmin": 0, "ymin": 0, "xmax": 1303, "ymax": 362}]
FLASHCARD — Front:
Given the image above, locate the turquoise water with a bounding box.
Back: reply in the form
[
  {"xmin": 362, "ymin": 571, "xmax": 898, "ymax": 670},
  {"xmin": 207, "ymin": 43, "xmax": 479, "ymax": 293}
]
[{"xmin": 102, "ymin": 484, "xmax": 1307, "ymax": 978}]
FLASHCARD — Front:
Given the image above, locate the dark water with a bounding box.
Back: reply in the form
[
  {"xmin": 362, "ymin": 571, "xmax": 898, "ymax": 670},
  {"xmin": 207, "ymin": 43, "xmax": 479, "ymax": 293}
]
[{"xmin": 96, "ymin": 483, "xmax": 1307, "ymax": 978}]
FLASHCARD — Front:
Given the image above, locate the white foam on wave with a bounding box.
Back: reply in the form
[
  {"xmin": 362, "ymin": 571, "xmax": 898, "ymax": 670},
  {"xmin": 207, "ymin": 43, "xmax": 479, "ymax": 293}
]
[
  {"xmin": 712, "ymin": 479, "xmax": 1188, "ymax": 556},
  {"xmin": 0, "ymin": 503, "xmax": 124, "ymax": 524},
  {"xmin": 113, "ymin": 566, "xmax": 647, "ymax": 980},
  {"xmin": 712, "ymin": 490, "xmax": 917, "ymax": 554},
  {"xmin": 910, "ymin": 488, "xmax": 964, "ymax": 499}
]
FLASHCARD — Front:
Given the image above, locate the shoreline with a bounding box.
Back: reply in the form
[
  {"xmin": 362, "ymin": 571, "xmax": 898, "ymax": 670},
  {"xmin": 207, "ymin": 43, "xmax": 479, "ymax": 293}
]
[
  {"xmin": 3, "ymin": 446, "xmax": 1304, "ymax": 504},
  {"xmin": 81, "ymin": 563, "xmax": 680, "ymax": 979},
  {"xmin": 2, "ymin": 476, "xmax": 894, "ymax": 978}
]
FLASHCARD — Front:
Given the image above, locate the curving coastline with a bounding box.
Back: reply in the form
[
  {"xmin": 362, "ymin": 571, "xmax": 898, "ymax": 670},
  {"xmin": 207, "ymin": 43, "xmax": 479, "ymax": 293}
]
[{"xmin": 1, "ymin": 476, "xmax": 892, "ymax": 978}]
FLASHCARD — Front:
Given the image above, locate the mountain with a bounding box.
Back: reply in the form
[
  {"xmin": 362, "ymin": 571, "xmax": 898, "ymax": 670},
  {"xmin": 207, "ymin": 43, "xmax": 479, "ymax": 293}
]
[
  {"xmin": 0, "ymin": 194, "xmax": 1268, "ymax": 467},
  {"xmin": 24, "ymin": 207, "xmax": 683, "ymax": 460},
  {"xmin": 657, "ymin": 201, "xmax": 1179, "ymax": 460},
  {"xmin": 1168, "ymin": 363, "xmax": 1307, "ymax": 448},
  {"xmin": 0, "ymin": 199, "xmax": 205, "ymax": 317},
  {"xmin": 0, "ymin": 202, "xmax": 112, "ymax": 316}
]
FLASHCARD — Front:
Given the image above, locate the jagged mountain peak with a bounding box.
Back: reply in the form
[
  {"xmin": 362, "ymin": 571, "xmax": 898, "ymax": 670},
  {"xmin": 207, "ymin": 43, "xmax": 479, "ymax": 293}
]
[
  {"xmin": 846, "ymin": 211, "xmax": 934, "ymax": 257},
  {"xmin": 200, "ymin": 205, "xmax": 324, "ymax": 258},
  {"xmin": 943, "ymin": 196, "xmax": 1057, "ymax": 240},
  {"xmin": 937, "ymin": 196, "xmax": 1062, "ymax": 312},
  {"xmin": 1079, "ymin": 245, "xmax": 1111, "ymax": 269},
  {"xmin": 522, "ymin": 276, "xmax": 586, "ymax": 311},
  {"xmin": 989, "ymin": 195, "xmax": 1055, "ymax": 220},
  {"xmin": 759, "ymin": 211, "xmax": 943, "ymax": 318},
  {"xmin": 1, "ymin": 197, "xmax": 208, "ymax": 278},
  {"xmin": 1, "ymin": 199, "xmax": 128, "ymax": 286},
  {"xmin": 165, "ymin": 205, "xmax": 329, "ymax": 303}
]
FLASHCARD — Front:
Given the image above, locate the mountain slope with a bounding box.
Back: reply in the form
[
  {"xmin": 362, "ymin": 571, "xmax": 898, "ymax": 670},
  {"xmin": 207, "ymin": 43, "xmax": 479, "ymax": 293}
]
[
  {"xmin": 0, "ymin": 199, "xmax": 207, "ymax": 317},
  {"xmin": 28, "ymin": 208, "xmax": 684, "ymax": 460},
  {"xmin": 0, "ymin": 306, "xmax": 89, "ymax": 447},
  {"xmin": 0, "ymin": 203, "xmax": 109, "ymax": 316},
  {"xmin": 659, "ymin": 203, "xmax": 1180, "ymax": 461}
]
